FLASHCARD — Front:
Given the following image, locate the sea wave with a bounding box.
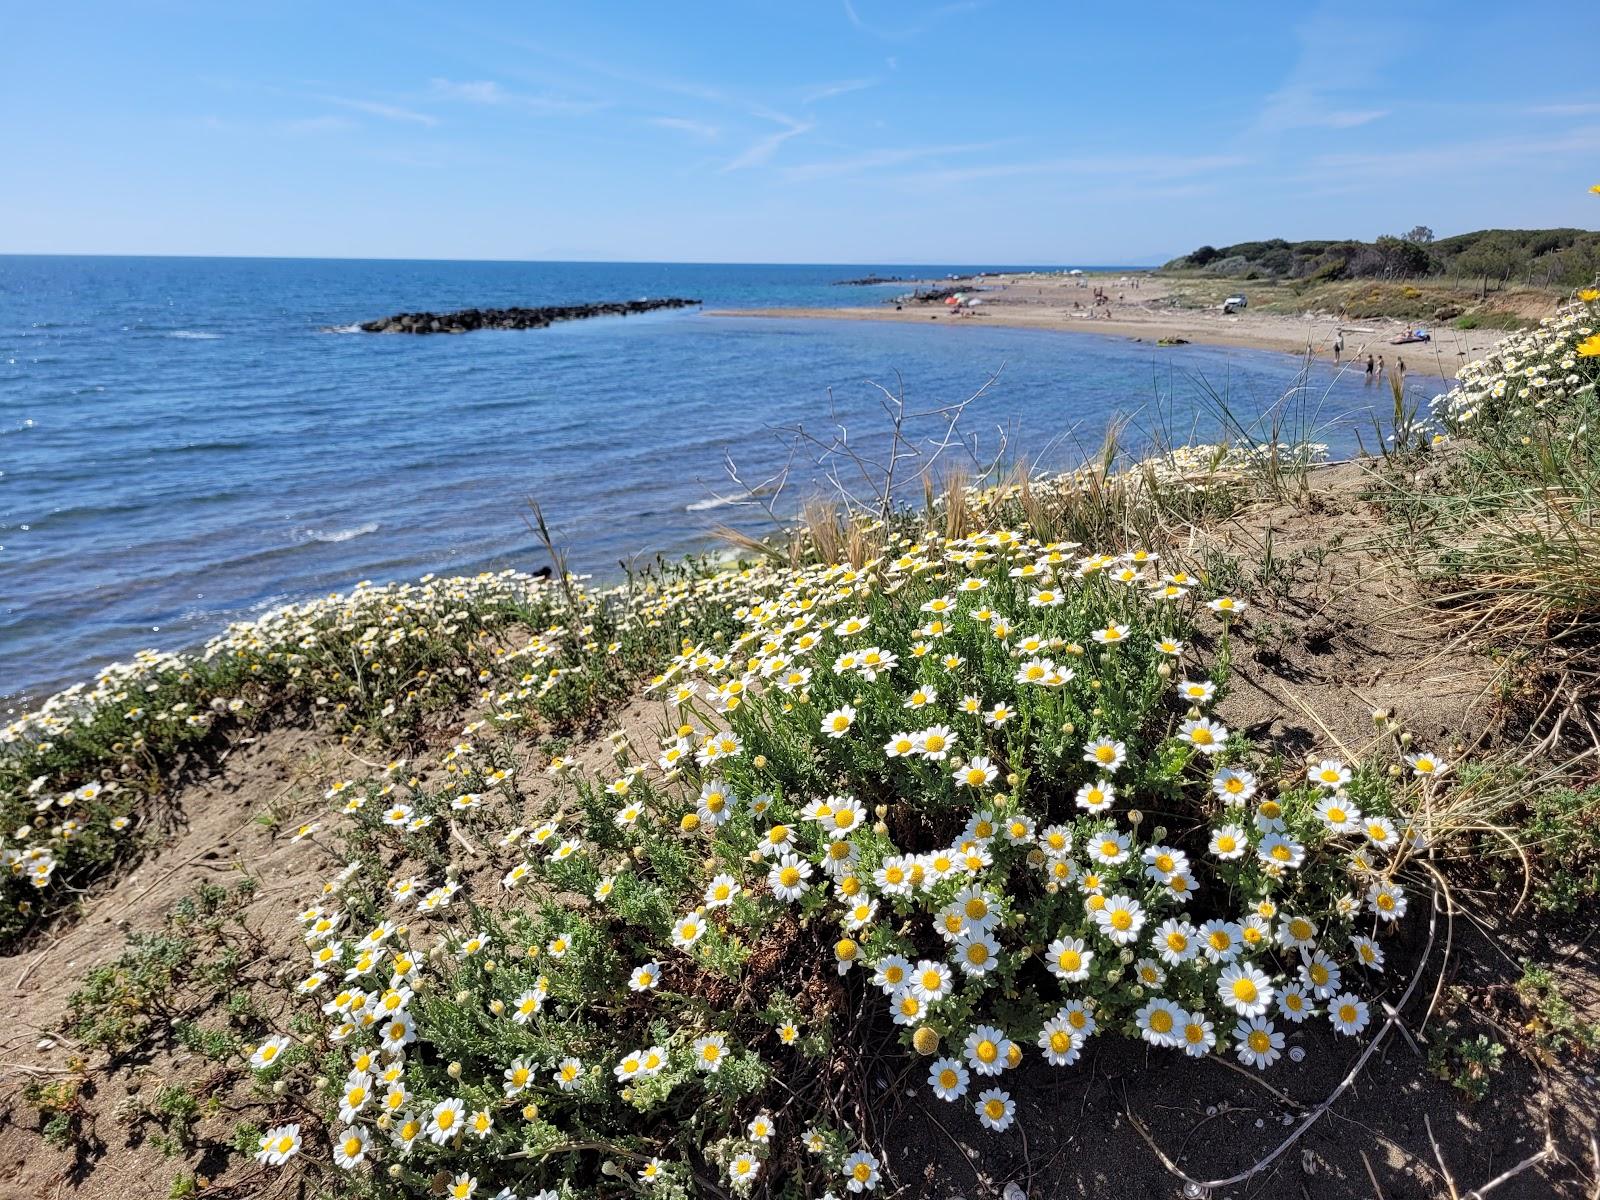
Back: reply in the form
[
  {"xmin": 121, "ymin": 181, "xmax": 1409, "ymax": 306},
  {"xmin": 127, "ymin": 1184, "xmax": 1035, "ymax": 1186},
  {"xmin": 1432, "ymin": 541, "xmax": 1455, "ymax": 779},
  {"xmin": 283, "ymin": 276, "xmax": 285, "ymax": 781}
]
[
  {"xmin": 322, "ymin": 323, "xmax": 364, "ymax": 334},
  {"xmin": 298, "ymin": 522, "xmax": 380, "ymax": 544},
  {"xmin": 166, "ymin": 330, "xmax": 224, "ymax": 340},
  {"xmin": 684, "ymin": 495, "xmax": 748, "ymax": 512}
]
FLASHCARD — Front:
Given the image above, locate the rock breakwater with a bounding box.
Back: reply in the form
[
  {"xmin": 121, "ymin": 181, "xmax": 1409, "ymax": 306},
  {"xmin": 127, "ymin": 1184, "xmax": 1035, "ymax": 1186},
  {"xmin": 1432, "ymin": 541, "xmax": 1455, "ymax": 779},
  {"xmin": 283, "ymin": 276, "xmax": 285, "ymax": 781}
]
[{"xmin": 357, "ymin": 297, "xmax": 701, "ymax": 334}]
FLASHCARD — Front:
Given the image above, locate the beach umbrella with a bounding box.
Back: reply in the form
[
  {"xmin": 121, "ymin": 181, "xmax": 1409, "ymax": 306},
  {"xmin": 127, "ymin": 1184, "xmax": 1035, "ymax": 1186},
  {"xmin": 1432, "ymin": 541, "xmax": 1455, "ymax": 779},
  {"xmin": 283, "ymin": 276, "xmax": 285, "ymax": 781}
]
[{"xmin": 945, "ymin": 295, "xmax": 960, "ymax": 306}]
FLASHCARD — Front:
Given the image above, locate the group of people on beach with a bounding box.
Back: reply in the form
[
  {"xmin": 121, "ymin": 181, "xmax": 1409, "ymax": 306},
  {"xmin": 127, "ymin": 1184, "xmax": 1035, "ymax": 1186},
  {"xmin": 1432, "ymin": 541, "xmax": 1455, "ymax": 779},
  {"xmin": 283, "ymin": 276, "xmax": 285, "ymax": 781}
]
[{"xmin": 1331, "ymin": 331, "xmax": 1405, "ymax": 384}]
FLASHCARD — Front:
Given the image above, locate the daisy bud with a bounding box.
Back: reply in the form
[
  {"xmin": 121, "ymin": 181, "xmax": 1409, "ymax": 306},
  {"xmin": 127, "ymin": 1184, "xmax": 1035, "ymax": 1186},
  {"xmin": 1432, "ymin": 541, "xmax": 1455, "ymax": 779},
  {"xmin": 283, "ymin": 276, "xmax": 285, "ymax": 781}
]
[
  {"xmin": 526, "ymin": 944, "xmax": 540, "ymax": 959},
  {"xmin": 445, "ymin": 864, "xmax": 460, "ymax": 881},
  {"xmin": 753, "ymin": 755, "xmax": 768, "ymax": 769},
  {"xmin": 522, "ymin": 1103, "xmax": 539, "ymax": 1120},
  {"xmin": 448, "ymin": 1061, "xmax": 462, "ymax": 1079},
  {"xmin": 747, "ymin": 849, "xmax": 763, "ymax": 863},
  {"xmin": 314, "ymin": 1075, "xmax": 328, "ymax": 1090},
  {"xmin": 873, "ymin": 821, "xmax": 889, "ymax": 835},
  {"xmin": 1371, "ymin": 709, "xmax": 1388, "ymax": 725},
  {"xmin": 489, "ymin": 999, "xmax": 505, "ymax": 1016},
  {"xmin": 874, "ymin": 804, "xmax": 888, "ymax": 819},
  {"xmin": 1157, "ymin": 662, "xmax": 1171, "ymax": 679},
  {"xmin": 388, "ymin": 1165, "xmax": 403, "ymax": 1180},
  {"xmin": 1399, "ymin": 732, "xmax": 1414, "ymax": 747},
  {"xmin": 272, "ymin": 1079, "xmax": 287, "ymax": 1096},
  {"xmin": 1388, "ymin": 764, "xmax": 1402, "ymax": 778},
  {"xmin": 912, "ymin": 1026, "xmax": 940, "ymax": 1055},
  {"xmin": 376, "ymin": 1113, "xmax": 391, "ymax": 1130},
  {"xmin": 455, "ymin": 989, "xmax": 471, "ymax": 1003},
  {"xmin": 1127, "ymin": 809, "xmax": 1143, "ymax": 826},
  {"xmin": 1186, "ymin": 705, "xmax": 1201, "ymax": 719},
  {"xmin": 1060, "ymin": 723, "xmax": 1075, "ymax": 736},
  {"xmin": 1090, "ymin": 680, "xmax": 1102, "ymax": 691},
  {"xmin": 1153, "ymin": 825, "xmax": 1168, "ymax": 841},
  {"xmin": 483, "ymin": 960, "xmax": 497, "ymax": 973}
]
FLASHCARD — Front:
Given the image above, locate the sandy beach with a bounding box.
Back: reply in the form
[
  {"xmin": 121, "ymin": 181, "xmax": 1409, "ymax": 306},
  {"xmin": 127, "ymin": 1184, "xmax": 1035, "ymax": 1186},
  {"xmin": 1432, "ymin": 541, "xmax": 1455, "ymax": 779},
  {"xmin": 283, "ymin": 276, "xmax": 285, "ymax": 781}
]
[{"xmin": 711, "ymin": 270, "xmax": 1509, "ymax": 376}]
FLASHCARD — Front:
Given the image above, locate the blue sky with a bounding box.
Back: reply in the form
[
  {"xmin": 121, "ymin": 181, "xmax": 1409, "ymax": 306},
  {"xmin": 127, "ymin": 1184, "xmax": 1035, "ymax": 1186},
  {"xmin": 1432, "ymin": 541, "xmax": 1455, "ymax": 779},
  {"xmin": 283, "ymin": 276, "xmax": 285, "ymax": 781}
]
[{"xmin": 4, "ymin": 1, "xmax": 1598, "ymax": 264}]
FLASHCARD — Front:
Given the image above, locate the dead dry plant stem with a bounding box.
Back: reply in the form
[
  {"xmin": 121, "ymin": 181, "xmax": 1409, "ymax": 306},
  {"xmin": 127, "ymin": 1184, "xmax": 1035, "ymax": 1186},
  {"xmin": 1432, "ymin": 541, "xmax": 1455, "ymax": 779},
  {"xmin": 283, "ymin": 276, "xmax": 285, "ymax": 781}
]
[
  {"xmin": 1128, "ymin": 873, "xmax": 1444, "ymax": 1192},
  {"xmin": 523, "ymin": 498, "xmax": 580, "ymax": 626}
]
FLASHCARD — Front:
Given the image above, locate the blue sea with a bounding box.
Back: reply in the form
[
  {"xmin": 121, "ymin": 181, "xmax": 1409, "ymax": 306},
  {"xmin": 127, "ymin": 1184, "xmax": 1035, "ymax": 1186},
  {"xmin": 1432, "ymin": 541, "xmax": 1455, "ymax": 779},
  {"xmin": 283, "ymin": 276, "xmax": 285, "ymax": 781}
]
[{"xmin": 1, "ymin": 256, "xmax": 1446, "ymax": 704}]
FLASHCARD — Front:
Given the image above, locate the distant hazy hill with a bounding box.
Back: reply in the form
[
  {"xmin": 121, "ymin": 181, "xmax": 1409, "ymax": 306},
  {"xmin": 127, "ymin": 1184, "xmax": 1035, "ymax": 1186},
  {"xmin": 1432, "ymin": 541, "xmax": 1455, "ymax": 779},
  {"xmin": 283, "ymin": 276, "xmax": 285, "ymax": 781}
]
[{"xmin": 1162, "ymin": 228, "xmax": 1600, "ymax": 290}]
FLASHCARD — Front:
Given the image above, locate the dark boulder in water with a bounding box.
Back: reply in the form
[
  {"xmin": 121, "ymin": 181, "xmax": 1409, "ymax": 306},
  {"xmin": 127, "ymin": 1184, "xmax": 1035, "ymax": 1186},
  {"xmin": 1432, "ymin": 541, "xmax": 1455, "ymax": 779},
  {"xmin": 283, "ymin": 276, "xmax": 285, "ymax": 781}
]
[{"xmin": 355, "ymin": 298, "xmax": 702, "ymax": 334}]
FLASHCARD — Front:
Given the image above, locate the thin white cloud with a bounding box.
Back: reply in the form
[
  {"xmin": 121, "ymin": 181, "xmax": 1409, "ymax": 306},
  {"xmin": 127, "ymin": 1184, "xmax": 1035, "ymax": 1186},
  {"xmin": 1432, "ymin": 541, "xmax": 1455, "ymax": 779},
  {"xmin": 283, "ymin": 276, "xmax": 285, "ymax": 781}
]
[
  {"xmin": 427, "ymin": 77, "xmax": 601, "ymax": 115},
  {"xmin": 1308, "ymin": 127, "xmax": 1600, "ymax": 176},
  {"xmin": 902, "ymin": 152, "xmax": 1248, "ymax": 188},
  {"xmin": 722, "ymin": 116, "xmax": 815, "ymax": 171},
  {"xmin": 780, "ymin": 140, "xmax": 1009, "ymax": 182},
  {"xmin": 1312, "ymin": 109, "xmax": 1389, "ymax": 129},
  {"xmin": 1250, "ymin": 3, "xmax": 1398, "ymax": 135},
  {"xmin": 318, "ymin": 94, "xmax": 439, "ymax": 127},
  {"xmin": 279, "ymin": 115, "xmax": 358, "ymax": 135},
  {"xmin": 802, "ymin": 78, "xmax": 877, "ymax": 104},
  {"xmin": 648, "ymin": 116, "xmax": 720, "ymax": 139},
  {"xmin": 1530, "ymin": 101, "xmax": 1600, "ymax": 116},
  {"xmin": 841, "ymin": 0, "xmax": 983, "ymax": 40}
]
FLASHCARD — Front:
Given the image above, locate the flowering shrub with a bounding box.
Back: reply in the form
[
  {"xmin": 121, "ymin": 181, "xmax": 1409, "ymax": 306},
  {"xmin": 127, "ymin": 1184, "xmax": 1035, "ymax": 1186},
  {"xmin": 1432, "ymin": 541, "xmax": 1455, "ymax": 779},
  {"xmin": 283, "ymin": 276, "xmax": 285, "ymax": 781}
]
[
  {"xmin": 247, "ymin": 529, "xmax": 1450, "ymax": 1198},
  {"xmin": 0, "ymin": 561, "xmax": 750, "ymax": 945},
  {"xmin": 1433, "ymin": 292, "xmax": 1599, "ymax": 431}
]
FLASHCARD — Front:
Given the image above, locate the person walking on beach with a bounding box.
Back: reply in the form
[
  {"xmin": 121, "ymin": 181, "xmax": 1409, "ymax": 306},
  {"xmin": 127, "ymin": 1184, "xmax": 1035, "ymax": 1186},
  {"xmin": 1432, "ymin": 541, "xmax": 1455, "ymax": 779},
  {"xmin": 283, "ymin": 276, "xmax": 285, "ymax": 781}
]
[{"xmin": 1365, "ymin": 354, "xmax": 1375, "ymax": 382}]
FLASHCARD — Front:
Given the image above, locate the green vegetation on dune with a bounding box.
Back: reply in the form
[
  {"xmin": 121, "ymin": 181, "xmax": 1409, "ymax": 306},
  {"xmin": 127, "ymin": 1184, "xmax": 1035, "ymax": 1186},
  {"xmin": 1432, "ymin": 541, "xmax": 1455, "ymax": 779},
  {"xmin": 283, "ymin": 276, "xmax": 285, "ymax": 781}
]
[
  {"xmin": 1163, "ymin": 226, "xmax": 1600, "ymax": 290},
  {"xmin": 1159, "ymin": 226, "xmax": 1598, "ymax": 325}
]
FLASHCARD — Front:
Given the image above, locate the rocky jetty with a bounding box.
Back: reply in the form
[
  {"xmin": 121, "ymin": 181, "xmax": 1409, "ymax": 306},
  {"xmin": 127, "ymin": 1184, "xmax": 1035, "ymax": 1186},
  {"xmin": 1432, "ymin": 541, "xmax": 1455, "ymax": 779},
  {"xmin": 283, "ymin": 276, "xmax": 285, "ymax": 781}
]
[
  {"xmin": 832, "ymin": 274, "xmax": 909, "ymax": 286},
  {"xmin": 357, "ymin": 297, "xmax": 701, "ymax": 334}
]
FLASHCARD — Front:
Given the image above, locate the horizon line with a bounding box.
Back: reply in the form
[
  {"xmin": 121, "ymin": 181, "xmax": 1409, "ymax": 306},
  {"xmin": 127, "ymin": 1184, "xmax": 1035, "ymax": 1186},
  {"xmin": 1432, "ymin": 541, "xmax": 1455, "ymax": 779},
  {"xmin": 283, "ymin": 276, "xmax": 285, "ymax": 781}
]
[{"xmin": 0, "ymin": 250, "xmax": 1164, "ymax": 270}]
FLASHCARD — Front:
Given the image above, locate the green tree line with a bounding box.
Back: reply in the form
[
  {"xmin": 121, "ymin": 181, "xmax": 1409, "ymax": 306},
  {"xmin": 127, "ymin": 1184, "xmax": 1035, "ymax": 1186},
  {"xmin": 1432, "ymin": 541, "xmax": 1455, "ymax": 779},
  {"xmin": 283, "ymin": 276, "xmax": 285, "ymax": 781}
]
[{"xmin": 1164, "ymin": 227, "xmax": 1600, "ymax": 292}]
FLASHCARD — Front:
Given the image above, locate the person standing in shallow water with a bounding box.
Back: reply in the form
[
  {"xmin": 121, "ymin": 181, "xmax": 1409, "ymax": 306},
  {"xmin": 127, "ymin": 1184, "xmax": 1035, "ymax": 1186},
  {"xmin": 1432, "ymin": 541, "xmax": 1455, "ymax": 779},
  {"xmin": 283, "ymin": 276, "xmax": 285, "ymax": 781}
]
[
  {"xmin": 1333, "ymin": 332, "xmax": 1343, "ymax": 364},
  {"xmin": 1377, "ymin": 355, "xmax": 1386, "ymax": 382},
  {"xmin": 1365, "ymin": 354, "xmax": 1375, "ymax": 382}
]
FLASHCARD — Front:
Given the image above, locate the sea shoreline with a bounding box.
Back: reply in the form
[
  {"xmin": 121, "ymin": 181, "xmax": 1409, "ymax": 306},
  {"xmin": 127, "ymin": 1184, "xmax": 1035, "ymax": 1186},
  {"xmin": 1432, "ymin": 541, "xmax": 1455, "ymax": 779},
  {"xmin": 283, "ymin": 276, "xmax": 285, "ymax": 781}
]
[{"xmin": 708, "ymin": 269, "xmax": 1511, "ymax": 378}]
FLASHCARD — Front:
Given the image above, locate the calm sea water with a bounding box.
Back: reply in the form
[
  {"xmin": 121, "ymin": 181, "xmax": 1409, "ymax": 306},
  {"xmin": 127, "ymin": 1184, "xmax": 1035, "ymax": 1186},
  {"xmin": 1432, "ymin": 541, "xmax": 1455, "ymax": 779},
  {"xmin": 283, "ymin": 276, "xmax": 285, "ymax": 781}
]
[{"xmin": 1, "ymin": 256, "xmax": 1445, "ymax": 703}]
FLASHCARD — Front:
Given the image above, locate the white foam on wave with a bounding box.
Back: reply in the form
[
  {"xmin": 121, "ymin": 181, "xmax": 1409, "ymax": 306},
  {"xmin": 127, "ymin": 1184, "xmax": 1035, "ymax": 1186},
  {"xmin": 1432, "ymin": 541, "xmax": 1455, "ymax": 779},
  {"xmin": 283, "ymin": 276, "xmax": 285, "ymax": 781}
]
[
  {"xmin": 301, "ymin": 522, "xmax": 380, "ymax": 543},
  {"xmin": 167, "ymin": 330, "xmax": 224, "ymax": 340},
  {"xmin": 684, "ymin": 495, "xmax": 747, "ymax": 513},
  {"xmin": 322, "ymin": 323, "xmax": 364, "ymax": 334}
]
